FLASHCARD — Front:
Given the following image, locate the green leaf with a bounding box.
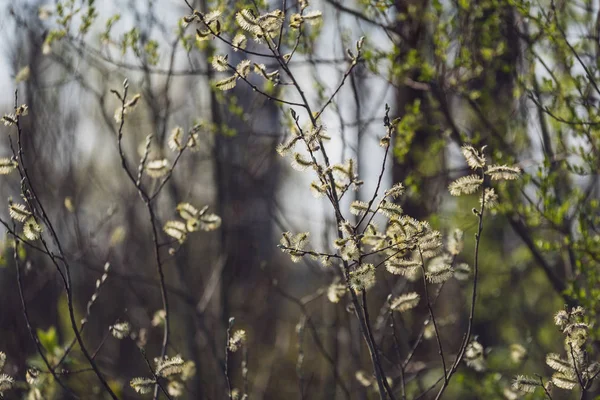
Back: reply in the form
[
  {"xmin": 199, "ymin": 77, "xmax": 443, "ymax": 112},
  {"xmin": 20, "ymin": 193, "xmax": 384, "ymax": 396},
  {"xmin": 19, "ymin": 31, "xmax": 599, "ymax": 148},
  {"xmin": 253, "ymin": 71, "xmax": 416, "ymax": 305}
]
[{"xmin": 37, "ymin": 326, "xmax": 58, "ymax": 353}]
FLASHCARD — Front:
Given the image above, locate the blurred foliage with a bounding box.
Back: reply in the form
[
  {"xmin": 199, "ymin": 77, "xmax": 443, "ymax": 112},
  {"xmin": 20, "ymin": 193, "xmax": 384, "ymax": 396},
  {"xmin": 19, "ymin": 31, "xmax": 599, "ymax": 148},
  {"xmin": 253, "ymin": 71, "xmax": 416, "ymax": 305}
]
[{"xmin": 0, "ymin": 0, "xmax": 598, "ymax": 399}]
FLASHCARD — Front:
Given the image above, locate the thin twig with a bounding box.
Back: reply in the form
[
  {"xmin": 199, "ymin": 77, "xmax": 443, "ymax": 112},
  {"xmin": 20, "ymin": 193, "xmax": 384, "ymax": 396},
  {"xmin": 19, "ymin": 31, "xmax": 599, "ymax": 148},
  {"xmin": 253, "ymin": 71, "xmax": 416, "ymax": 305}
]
[
  {"xmin": 434, "ymin": 168, "xmax": 487, "ymax": 400},
  {"xmin": 13, "ymin": 91, "xmax": 119, "ymax": 400},
  {"xmin": 225, "ymin": 317, "xmax": 234, "ymax": 399},
  {"xmin": 11, "ymin": 227, "xmax": 78, "ymax": 399},
  {"xmin": 418, "ymin": 247, "xmax": 447, "ymax": 382}
]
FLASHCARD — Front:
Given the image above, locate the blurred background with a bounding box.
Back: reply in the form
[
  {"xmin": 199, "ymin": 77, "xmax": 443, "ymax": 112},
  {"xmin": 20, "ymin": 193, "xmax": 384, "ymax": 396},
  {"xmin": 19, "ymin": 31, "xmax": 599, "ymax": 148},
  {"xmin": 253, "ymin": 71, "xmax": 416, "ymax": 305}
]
[{"xmin": 0, "ymin": 0, "xmax": 598, "ymax": 399}]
